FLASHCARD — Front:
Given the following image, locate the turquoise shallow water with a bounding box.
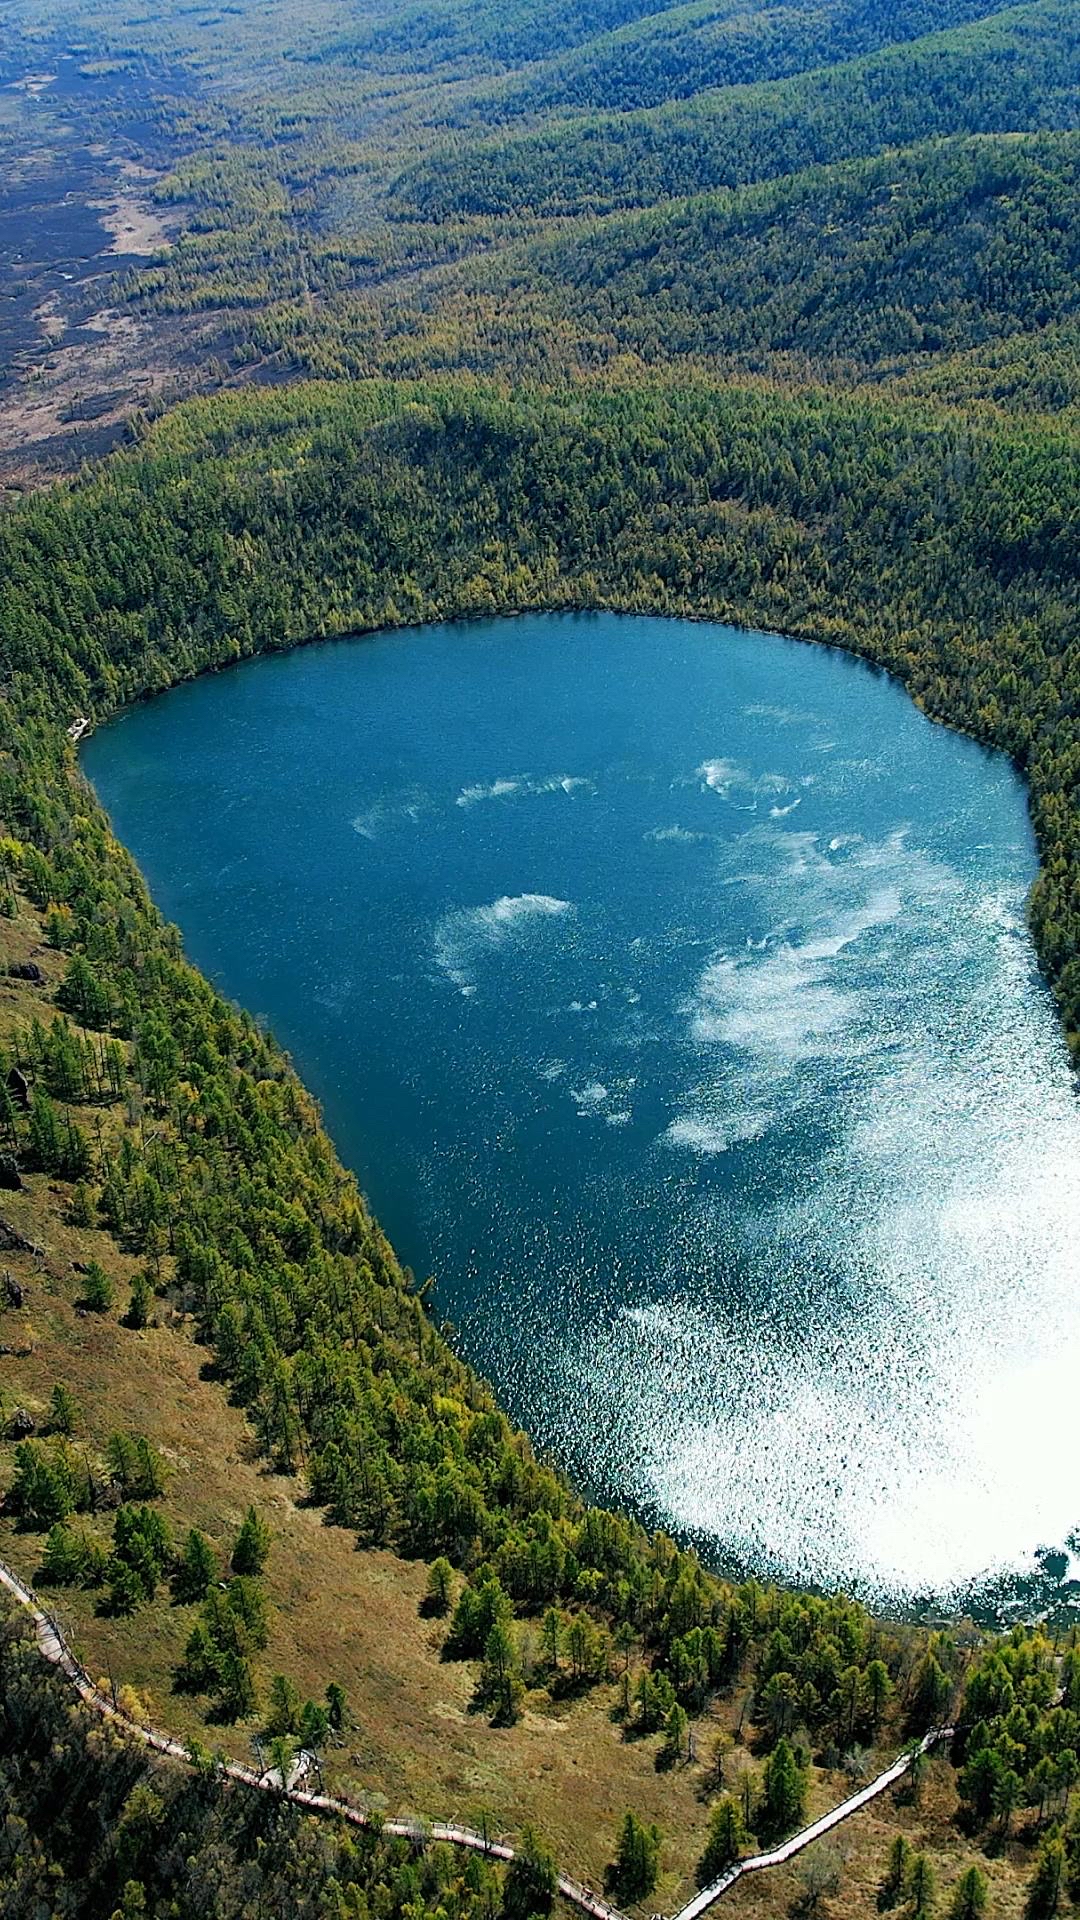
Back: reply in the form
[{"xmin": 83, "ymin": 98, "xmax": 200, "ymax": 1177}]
[{"xmin": 84, "ymin": 612, "xmax": 1080, "ymax": 1607}]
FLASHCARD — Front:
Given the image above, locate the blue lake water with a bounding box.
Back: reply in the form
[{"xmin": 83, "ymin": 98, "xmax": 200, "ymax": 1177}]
[{"xmin": 84, "ymin": 611, "xmax": 1080, "ymax": 1607}]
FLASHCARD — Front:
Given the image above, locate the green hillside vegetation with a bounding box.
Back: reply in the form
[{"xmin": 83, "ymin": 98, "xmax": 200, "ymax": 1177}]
[
  {"xmin": 888, "ymin": 322, "xmax": 1080, "ymax": 414},
  {"xmin": 34, "ymin": 0, "xmax": 1003, "ymax": 109},
  {"xmin": 8, "ymin": 0, "xmax": 1074, "ymax": 424},
  {"xmin": 122, "ymin": 133, "xmax": 1080, "ymax": 399},
  {"xmin": 303, "ymin": 0, "xmax": 704, "ymax": 77},
  {"xmin": 481, "ymin": 133, "xmax": 1080, "ymax": 371},
  {"xmin": 390, "ymin": 0, "xmax": 1080, "ymax": 217},
  {"xmin": 444, "ymin": 0, "xmax": 1013, "ymax": 123},
  {"xmin": 2, "ymin": 0, "xmax": 1080, "ymax": 1908}
]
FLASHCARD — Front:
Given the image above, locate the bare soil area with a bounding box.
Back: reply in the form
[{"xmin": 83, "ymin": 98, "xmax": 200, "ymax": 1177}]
[{"xmin": 0, "ymin": 126, "xmax": 206, "ymax": 490}]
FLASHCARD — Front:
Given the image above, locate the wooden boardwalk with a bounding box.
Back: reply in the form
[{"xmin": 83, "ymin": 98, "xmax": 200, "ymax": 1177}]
[{"xmin": 668, "ymin": 1725, "xmax": 953, "ymax": 1920}]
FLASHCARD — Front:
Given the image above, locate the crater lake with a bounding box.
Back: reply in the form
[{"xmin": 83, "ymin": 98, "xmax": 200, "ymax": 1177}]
[{"xmin": 84, "ymin": 611, "xmax": 1080, "ymax": 1609}]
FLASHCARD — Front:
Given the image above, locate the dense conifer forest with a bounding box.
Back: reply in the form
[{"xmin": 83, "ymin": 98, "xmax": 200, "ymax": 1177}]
[{"xmin": 1, "ymin": 0, "xmax": 1080, "ymax": 1911}]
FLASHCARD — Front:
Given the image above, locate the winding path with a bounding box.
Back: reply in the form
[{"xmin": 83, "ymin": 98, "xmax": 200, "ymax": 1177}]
[
  {"xmin": 0, "ymin": 1554, "xmax": 951, "ymax": 1920},
  {"xmin": 669, "ymin": 1724, "xmax": 953, "ymax": 1920}
]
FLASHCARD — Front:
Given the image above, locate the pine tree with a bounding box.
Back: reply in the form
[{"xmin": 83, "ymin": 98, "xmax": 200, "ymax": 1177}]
[
  {"xmin": 298, "ymin": 1698, "xmax": 329, "ymax": 1748},
  {"xmin": 502, "ymin": 1826, "xmax": 557, "ymax": 1920},
  {"xmin": 612, "ymin": 1812, "xmax": 661, "ymax": 1901},
  {"xmin": 480, "ymin": 1619, "xmax": 522, "ymax": 1725},
  {"xmin": 993, "ymin": 1768, "xmax": 1022, "ymax": 1836},
  {"xmin": 267, "ymin": 1735, "xmax": 294, "ymax": 1790},
  {"xmin": 82, "ymin": 1261, "xmax": 114, "ymax": 1312},
  {"xmin": 865, "ymin": 1658, "xmax": 893, "ymax": 1729},
  {"xmin": 907, "ymin": 1852, "xmax": 937, "ymax": 1920},
  {"xmin": 663, "ymin": 1700, "xmax": 689, "ymax": 1765},
  {"xmin": 48, "ymin": 1383, "xmax": 80, "ymax": 1436},
  {"xmin": 949, "ymin": 1866, "xmax": 988, "ymax": 1920},
  {"xmin": 133, "ymin": 1436, "xmax": 166, "ymax": 1498},
  {"xmin": 697, "ymin": 1798, "xmax": 743, "ymax": 1885},
  {"xmin": 177, "ymin": 1622, "xmax": 220, "ymax": 1694},
  {"xmin": 28, "ymin": 1089, "xmax": 63, "ymax": 1170},
  {"xmin": 231, "ymin": 1504, "xmax": 271, "ymax": 1575},
  {"xmin": 112, "ymin": 1503, "xmax": 171, "ymax": 1599},
  {"xmin": 40, "ymin": 1521, "xmax": 89, "ymax": 1586},
  {"xmin": 43, "ymin": 907, "xmax": 71, "ymax": 950},
  {"xmin": 215, "ymin": 1648, "xmax": 257, "ymax": 1721},
  {"xmin": 710, "ymin": 1730, "xmax": 732, "ymax": 1788},
  {"xmin": 266, "ymin": 1672, "xmax": 301, "ymax": 1736},
  {"xmin": 761, "ymin": 1736, "xmax": 807, "ymax": 1838},
  {"xmin": 222, "ymin": 1575, "xmax": 269, "ymax": 1651},
  {"xmin": 426, "ymin": 1555, "xmax": 453, "ymax": 1614},
  {"xmin": 12, "ymin": 1441, "xmax": 75, "ymax": 1527},
  {"xmin": 173, "ymin": 1528, "xmax": 217, "ymax": 1603},
  {"xmin": 112, "ymin": 1882, "xmax": 148, "ymax": 1920},
  {"xmin": 909, "ymin": 1651, "xmax": 951, "ymax": 1731},
  {"xmin": 1026, "ymin": 1835, "xmax": 1064, "ymax": 1919},
  {"xmin": 109, "ymin": 1559, "xmax": 145, "ymax": 1616},
  {"xmin": 879, "ymin": 1833, "xmax": 912, "ymax": 1908},
  {"xmin": 636, "ymin": 1668, "xmax": 662, "ymax": 1731},
  {"xmin": 68, "ymin": 1180, "xmax": 95, "ymax": 1226},
  {"xmin": 542, "ymin": 1605, "xmax": 564, "ymax": 1668},
  {"xmin": 58, "ymin": 953, "xmax": 111, "ymax": 1029},
  {"xmin": 126, "ymin": 1271, "xmax": 153, "ymax": 1329}
]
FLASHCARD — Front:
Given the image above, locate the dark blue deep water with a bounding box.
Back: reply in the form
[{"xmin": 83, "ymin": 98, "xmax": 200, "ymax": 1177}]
[{"xmin": 84, "ymin": 612, "xmax": 1080, "ymax": 1606}]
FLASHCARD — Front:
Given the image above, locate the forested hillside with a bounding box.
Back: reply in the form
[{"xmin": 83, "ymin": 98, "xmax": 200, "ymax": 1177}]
[
  {"xmin": 437, "ymin": 0, "xmax": 1017, "ymax": 121},
  {"xmin": 3, "ymin": 0, "xmax": 1078, "ymax": 444},
  {"xmin": 391, "ymin": 0, "xmax": 1080, "ymax": 215},
  {"xmin": 1, "ymin": 368, "xmax": 1080, "ymax": 1915},
  {"xmin": 463, "ymin": 133, "xmax": 1080, "ymax": 370},
  {"xmin": 2, "ymin": 0, "xmax": 1080, "ymax": 1911}
]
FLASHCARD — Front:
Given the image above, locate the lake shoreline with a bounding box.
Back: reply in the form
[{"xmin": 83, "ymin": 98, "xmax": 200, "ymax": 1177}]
[{"xmin": 85, "ymin": 608, "xmax": 1079, "ymax": 1619}]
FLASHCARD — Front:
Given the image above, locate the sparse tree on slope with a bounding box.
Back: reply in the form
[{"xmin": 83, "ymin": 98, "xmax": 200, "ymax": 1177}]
[{"xmin": 231, "ymin": 1504, "xmax": 271, "ymax": 1575}]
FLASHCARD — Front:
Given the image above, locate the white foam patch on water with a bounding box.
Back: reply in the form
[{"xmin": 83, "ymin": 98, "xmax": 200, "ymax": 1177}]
[
  {"xmin": 552, "ymin": 822, "xmax": 1080, "ymax": 1602},
  {"xmin": 743, "ymin": 701, "xmax": 826, "ymax": 729},
  {"xmin": 352, "ymin": 787, "xmax": 428, "ymax": 838},
  {"xmin": 572, "ymin": 1081, "xmax": 609, "ymax": 1113},
  {"xmin": 545, "ymin": 775, "xmax": 592, "ymax": 797},
  {"xmin": 685, "ymin": 886, "xmax": 902, "ymax": 1067},
  {"xmin": 646, "ymin": 825, "xmax": 708, "ymax": 844},
  {"xmin": 698, "ymin": 758, "xmax": 744, "ymax": 792},
  {"xmin": 457, "ymin": 777, "xmax": 524, "ymax": 807},
  {"xmin": 695, "ymin": 759, "xmax": 802, "ymax": 815},
  {"xmin": 433, "ymin": 893, "xmax": 573, "ymax": 994},
  {"xmin": 665, "ymin": 1111, "xmax": 774, "ymax": 1155},
  {"xmin": 456, "ymin": 773, "xmax": 593, "ymax": 808}
]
